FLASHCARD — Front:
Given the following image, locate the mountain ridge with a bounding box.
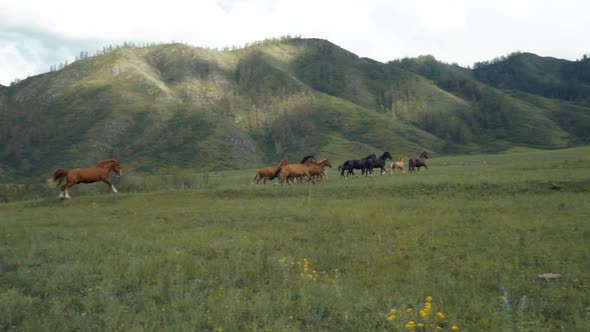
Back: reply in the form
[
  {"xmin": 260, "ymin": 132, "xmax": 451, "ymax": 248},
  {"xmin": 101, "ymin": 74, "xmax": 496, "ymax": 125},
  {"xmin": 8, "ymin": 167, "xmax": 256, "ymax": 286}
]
[{"xmin": 1, "ymin": 37, "xmax": 588, "ymax": 180}]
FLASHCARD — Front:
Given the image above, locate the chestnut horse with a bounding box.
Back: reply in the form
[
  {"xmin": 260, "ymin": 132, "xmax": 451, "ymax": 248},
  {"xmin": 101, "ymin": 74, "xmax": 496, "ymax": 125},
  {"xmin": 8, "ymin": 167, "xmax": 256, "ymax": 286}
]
[
  {"xmin": 253, "ymin": 159, "xmax": 288, "ymax": 185},
  {"xmin": 47, "ymin": 159, "xmax": 122, "ymax": 199},
  {"xmin": 390, "ymin": 157, "xmax": 405, "ymax": 175},
  {"xmin": 308, "ymin": 159, "xmax": 332, "ymax": 182},
  {"xmin": 273, "ymin": 155, "xmax": 317, "ymax": 184},
  {"xmin": 409, "ymin": 152, "xmax": 428, "ymax": 173}
]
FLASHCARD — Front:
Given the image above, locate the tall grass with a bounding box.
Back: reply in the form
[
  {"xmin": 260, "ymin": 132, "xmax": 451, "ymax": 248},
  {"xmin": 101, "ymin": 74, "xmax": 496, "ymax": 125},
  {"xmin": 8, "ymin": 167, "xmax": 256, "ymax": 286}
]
[{"xmin": 1, "ymin": 147, "xmax": 589, "ymax": 331}]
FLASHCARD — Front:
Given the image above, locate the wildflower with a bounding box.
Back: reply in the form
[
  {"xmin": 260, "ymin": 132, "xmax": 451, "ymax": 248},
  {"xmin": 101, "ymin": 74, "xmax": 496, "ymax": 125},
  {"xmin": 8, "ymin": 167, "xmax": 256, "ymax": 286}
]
[
  {"xmin": 407, "ymin": 308, "xmax": 414, "ymax": 313},
  {"xmin": 390, "ymin": 308, "xmax": 397, "ymax": 314},
  {"xmin": 420, "ymin": 310, "xmax": 428, "ymax": 317},
  {"xmin": 451, "ymin": 325, "xmax": 459, "ymax": 331},
  {"xmin": 436, "ymin": 327, "xmax": 443, "ymax": 330},
  {"xmin": 405, "ymin": 320, "xmax": 416, "ymax": 330},
  {"xmin": 417, "ymin": 323, "xmax": 425, "ymax": 328},
  {"xmin": 387, "ymin": 315, "xmax": 396, "ymax": 321},
  {"xmin": 436, "ymin": 312, "xmax": 446, "ymax": 321},
  {"xmin": 424, "ymin": 302, "xmax": 432, "ymax": 310},
  {"xmin": 278, "ymin": 257, "xmax": 286, "ymax": 263},
  {"xmin": 289, "ymin": 315, "xmax": 294, "ymax": 319},
  {"xmin": 426, "ymin": 296, "xmax": 432, "ymax": 302}
]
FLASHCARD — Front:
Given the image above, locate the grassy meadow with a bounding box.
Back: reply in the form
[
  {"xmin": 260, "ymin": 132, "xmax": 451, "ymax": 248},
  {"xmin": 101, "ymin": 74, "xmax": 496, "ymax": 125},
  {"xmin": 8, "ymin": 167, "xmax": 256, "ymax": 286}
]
[{"xmin": 1, "ymin": 147, "xmax": 589, "ymax": 331}]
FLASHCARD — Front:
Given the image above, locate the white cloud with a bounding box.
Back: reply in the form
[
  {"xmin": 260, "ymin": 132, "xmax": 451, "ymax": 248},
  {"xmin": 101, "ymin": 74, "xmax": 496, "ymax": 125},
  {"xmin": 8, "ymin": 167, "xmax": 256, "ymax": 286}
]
[{"xmin": 0, "ymin": 0, "xmax": 588, "ymax": 85}]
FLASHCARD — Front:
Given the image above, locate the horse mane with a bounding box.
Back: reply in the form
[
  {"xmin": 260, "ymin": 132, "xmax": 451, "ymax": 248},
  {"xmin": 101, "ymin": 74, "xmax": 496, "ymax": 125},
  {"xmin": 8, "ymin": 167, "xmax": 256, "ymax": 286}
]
[
  {"xmin": 96, "ymin": 159, "xmax": 119, "ymax": 167},
  {"xmin": 300, "ymin": 155, "xmax": 315, "ymax": 163},
  {"xmin": 364, "ymin": 154, "xmax": 376, "ymax": 159}
]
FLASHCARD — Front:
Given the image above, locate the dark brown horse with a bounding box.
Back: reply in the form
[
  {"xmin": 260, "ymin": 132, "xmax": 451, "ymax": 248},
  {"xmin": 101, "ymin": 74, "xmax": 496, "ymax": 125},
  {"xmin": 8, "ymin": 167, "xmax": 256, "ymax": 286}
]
[
  {"xmin": 253, "ymin": 159, "xmax": 288, "ymax": 185},
  {"xmin": 409, "ymin": 152, "xmax": 428, "ymax": 172},
  {"xmin": 47, "ymin": 159, "xmax": 122, "ymax": 199}
]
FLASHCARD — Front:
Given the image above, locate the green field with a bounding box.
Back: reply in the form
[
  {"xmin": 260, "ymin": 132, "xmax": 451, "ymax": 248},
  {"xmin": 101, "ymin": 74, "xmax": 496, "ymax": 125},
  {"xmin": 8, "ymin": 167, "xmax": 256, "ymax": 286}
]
[{"xmin": 1, "ymin": 147, "xmax": 589, "ymax": 331}]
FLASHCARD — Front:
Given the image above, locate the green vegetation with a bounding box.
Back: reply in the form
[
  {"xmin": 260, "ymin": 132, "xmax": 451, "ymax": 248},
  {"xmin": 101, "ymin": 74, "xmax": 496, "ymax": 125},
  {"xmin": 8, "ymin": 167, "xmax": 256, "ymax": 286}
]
[
  {"xmin": 1, "ymin": 38, "xmax": 589, "ymax": 180},
  {"xmin": 1, "ymin": 147, "xmax": 589, "ymax": 330}
]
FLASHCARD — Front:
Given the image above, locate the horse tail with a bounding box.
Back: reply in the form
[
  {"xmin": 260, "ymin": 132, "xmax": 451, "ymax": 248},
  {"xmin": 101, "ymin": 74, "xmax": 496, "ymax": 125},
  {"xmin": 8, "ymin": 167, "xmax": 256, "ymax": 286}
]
[
  {"xmin": 268, "ymin": 167, "xmax": 282, "ymax": 180},
  {"xmin": 408, "ymin": 159, "xmax": 413, "ymax": 172},
  {"xmin": 48, "ymin": 168, "xmax": 69, "ymax": 188}
]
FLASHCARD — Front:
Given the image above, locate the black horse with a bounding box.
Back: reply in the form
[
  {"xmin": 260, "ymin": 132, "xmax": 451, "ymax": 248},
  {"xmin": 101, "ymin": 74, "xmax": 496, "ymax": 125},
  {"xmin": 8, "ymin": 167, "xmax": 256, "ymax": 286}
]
[
  {"xmin": 340, "ymin": 154, "xmax": 376, "ymax": 178},
  {"xmin": 366, "ymin": 152, "xmax": 393, "ymax": 176},
  {"xmin": 409, "ymin": 151, "xmax": 429, "ymax": 172}
]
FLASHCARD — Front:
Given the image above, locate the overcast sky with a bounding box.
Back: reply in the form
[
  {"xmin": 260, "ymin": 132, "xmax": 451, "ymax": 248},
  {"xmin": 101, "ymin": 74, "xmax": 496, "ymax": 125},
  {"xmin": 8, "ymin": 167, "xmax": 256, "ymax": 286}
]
[{"xmin": 1, "ymin": 0, "xmax": 589, "ymax": 85}]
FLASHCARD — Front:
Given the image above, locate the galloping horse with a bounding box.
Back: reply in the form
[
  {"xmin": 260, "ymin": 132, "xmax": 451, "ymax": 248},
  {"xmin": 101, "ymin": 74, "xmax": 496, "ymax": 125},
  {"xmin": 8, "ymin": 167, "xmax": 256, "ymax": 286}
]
[
  {"xmin": 253, "ymin": 159, "xmax": 288, "ymax": 185},
  {"xmin": 366, "ymin": 152, "xmax": 393, "ymax": 176},
  {"xmin": 308, "ymin": 159, "xmax": 332, "ymax": 182},
  {"xmin": 390, "ymin": 157, "xmax": 405, "ymax": 175},
  {"xmin": 273, "ymin": 155, "xmax": 317, "ymax": 184},
  {"xmin": 47, "ymin": 159, "xmax": 122, "ymax": 199},
  {"xmin": 409, "ymin": 152, "xmax": 429, "ymax": 173},
  {"xmin": 340, "ymin": 154, "xmax": 376, "ymax": 178}
]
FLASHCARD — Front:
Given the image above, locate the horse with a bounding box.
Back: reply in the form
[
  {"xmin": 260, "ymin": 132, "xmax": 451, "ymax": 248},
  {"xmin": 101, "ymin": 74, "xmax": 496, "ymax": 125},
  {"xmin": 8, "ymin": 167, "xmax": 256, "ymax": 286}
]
[
  {"xmin": 340, "ymin": 154, "xmax": 376, "ymax": 178},
  {"xmin": 273, "ymin": 155, "xmax": 317, "ymax": 184},
  {"xmin": 47, "ymin": 159, "xmax": 122, "ymax": 199},
  {"xmin": 366, "ymin": 152, "xmax": 393, "ymax": 176},
  {"xmin": 253, "ymin": 159, "xmax": 288, "ymax": 185},
  {"xmin": 409, "ymin": 151, "xmax": 429, "ymax": 172},
  {"xmin": 308, "ymin": 159, "xmax": 332, "ymax": 182},
  {"xmin": 390, "ymin": 157, "xmax": 405, "ymax": 175}
]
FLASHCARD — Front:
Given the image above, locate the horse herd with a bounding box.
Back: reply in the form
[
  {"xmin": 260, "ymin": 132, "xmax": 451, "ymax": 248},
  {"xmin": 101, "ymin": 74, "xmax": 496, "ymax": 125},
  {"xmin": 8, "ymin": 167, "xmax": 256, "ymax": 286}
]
[
  {"xmin": 253, "ymin": 151, "xmax": 429, "ymax": 185},
  {"xmin": 46, "ymin": 152, "xmax": 429, "ymax": 198}
]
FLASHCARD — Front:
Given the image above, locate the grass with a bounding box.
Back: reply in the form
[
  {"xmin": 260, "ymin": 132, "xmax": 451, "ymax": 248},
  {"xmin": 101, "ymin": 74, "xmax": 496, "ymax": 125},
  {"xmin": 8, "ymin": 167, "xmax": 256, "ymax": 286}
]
[{"xmin": 1, "ymin": 147, "xmax": 589, "ymax": 331}]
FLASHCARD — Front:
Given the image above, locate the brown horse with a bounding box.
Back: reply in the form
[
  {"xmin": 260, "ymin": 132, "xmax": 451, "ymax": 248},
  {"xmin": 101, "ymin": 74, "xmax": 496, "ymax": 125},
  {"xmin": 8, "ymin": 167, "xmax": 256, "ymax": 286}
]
[
  {"xmin": 409, "ymin": 152, "xmax": 428, "ymax": 173},
  {"xmin": 47, "ymin": 159, "xmax": 122, "ymax": 199},
  {"xmin": 253, "ymin": 159, "xmax": 288, "ymax": 185},
  {"xmin": 390, "ymin": 157, "xmax": 405, "ymax": 175},
  {"xmin": 275, "ymin": 156, "xmax": 317, "ymax": 184},
  {"xmin": 308, "ymin": 159, "xmax": 332, "ymax": 182}
]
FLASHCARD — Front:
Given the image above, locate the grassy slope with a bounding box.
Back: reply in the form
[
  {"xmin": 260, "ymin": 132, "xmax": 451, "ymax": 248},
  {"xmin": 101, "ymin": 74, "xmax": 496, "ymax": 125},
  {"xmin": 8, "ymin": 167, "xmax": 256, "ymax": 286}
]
[
  {"xmin": 1, "ymin": 39, "xmax": 589, "ymax": 179},
  {"xmin": 1, "ymin": 147, "xmax": 589, "ymax": 331}
]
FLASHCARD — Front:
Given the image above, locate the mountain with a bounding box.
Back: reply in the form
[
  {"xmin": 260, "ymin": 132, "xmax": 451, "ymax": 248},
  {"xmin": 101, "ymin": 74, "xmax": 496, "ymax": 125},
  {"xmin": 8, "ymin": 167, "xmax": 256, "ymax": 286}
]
[{"xmin": 1, "ymin": 37, "xmax": 589, "ymax": 179}]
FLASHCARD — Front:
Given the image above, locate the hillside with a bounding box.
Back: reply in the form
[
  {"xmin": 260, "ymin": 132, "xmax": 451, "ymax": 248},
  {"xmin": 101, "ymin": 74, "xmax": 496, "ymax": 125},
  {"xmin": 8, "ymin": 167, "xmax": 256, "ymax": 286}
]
[{"xmin": 1, "ymin": 38, "xmax": 589, "ymax": 179}]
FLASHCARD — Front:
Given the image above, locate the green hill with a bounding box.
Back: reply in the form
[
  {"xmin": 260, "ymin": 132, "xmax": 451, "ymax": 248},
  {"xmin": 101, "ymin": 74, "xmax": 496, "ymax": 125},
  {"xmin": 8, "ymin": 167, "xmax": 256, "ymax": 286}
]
[{"xmin": 1, "ymin": 38, "xmax": 588, "ymax": 179}]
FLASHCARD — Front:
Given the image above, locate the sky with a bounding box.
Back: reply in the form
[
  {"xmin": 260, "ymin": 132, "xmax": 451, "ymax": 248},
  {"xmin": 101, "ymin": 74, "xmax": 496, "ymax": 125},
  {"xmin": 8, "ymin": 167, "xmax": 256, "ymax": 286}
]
[{"xmin": 1, "ymin": 0, "xmax": 589, "ymax": 85}]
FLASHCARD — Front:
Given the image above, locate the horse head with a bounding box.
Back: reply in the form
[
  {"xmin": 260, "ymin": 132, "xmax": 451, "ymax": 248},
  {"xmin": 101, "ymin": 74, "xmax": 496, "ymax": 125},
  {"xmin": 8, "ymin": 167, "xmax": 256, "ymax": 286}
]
[
  {"xmin": 381, "ymin": 152, "xmax": 393, "ymax": 160},
  {"xmin": 319, "ymin": 159, "xmax": 332, "ymax": 168},
  {"xmin": 279, "ymin": 159, "xmax": 289, "ymax": 167},
  {"xmin": 420, "ymin": 151, "xmax": 429, "ymax": 159},
  {"xmin": 97, "ymin": 159, "xmax": 122, "ymax": 176}
]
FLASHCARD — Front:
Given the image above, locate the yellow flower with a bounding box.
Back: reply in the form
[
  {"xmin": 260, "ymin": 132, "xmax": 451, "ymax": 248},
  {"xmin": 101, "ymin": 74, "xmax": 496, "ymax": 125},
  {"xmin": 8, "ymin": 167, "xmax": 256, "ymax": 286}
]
[
  {"xmin": 426, "ymin": 296, "xmax": 432, "ymax": 302},
  {"xmin": 436, "ymin": 327, "xmax": 443, "ymax": 330},
  {"xmin": 289, "ymin": 315, "xmax": 294, "ymax": 319},
  {"xmin": 407, "ymin": 308, "xmax": 414, "ymax": 313},
  {"xmin": 419, "ymin": 310, "xmax": 428, "ymax": 318},
  {"xmin": 424, "ymin": 302, "xmax": 432, "ymax": 310},
  {"xmin": 387, "ymin": 315, "xmax": 396, "ymax": 321},
  {"xmin": 417, "ymin": 323, "xmax": 425, "ymax": 328},
  {"xmin": 390, "ymin": 308, "xmax": 397, "ymax": 314},
  {"xmin": 451, "ymin": 325, "xmax": 459, "ymax": 331},
  {"xmin": 405, "ymin": 320, "xmax": 416, "ymax": 330},
  {"xmin": 436, "ymin": 312, "xmax": 446, "ymax": 321}
]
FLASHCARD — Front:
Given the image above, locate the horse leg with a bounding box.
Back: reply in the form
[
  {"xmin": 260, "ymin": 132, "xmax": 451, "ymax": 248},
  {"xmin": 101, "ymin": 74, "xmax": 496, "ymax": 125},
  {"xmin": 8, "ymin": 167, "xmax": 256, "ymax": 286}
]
[
  {"xmin": 101, "ymin": 178, "xmax": 117, "ymax": 193},
  {"xmin": 61, "ymin": 181, "xmax": 75, "ymax": 199}
]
